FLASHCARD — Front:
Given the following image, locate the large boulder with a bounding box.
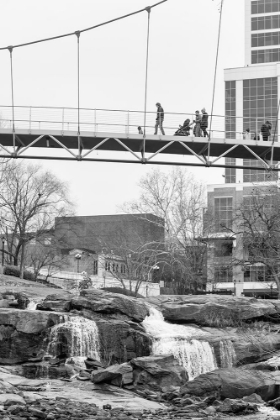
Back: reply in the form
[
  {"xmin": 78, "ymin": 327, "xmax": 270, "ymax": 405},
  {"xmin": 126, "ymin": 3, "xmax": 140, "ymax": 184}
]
[
  {"xmin": 131, "ymin": 355, "xmax": 188, "ymax": 393},
  {"xmin": 180, "ymin": 368, "xmax": 280, "ymax": 401},
  {"xmin": 91, "ymin": 363, "xmax": 133, "ymax": 386},
  {"xmin": 71, "ymin": 289, "xmax": 149, "ymax": 322},
  {"xmin": 0, "ymin": 308, "xmax": 68, "ymax": 364},
  {"xmin": 37, "ymin": 293, "xmax": 74, "ymax": 312},
  {"xmin": 146, "ymin": 295, "xmax": 278, "ymax": 325},
  {"xmin": 96, "ymin": 318, "xmax": 151, "ymax": 363}
]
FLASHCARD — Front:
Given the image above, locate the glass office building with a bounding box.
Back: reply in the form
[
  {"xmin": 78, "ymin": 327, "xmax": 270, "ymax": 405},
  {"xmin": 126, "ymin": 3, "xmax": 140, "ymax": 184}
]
[
  {"xmin": 225, "ymin": 0, "xmax": 279, "ymax": 184},
  {"xmin": 206, "ymin": 0, "xmax": 280, "ymax": 295}
]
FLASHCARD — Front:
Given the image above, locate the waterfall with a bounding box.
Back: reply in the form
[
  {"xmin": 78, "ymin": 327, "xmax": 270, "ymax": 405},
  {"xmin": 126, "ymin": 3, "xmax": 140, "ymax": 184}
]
[
  {"xmin": 220, "ymin": 340, "xmax": 236, "ymax": 368},
  {"xmin": 143, "ymin": 306, "xmax": 217, "ymax": 381},
  {"xmin": 27, "ymin": 300, "xmax": 38, "ymax": 310},
  {"xmin": 47, "ymin": 316, "xmax": 100, "ymax": 360}
]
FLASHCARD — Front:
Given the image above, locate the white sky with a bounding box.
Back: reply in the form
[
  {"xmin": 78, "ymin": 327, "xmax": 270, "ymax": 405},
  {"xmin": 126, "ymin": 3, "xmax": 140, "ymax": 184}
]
[{"xmin": 0, "ymin": 0, "xmax": 244, "ymax": 215}]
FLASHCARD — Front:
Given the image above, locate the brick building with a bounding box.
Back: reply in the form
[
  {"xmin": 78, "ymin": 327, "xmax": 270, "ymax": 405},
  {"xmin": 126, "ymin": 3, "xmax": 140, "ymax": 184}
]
[{"xmin": 55, "ymin": 213, "xmax": 164, "ymax": 254}]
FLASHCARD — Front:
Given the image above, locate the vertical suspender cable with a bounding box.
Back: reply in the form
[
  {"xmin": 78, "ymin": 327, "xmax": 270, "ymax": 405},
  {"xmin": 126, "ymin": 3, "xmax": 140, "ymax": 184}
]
[
  {"xmin": 142, "ymin": 7, "xmax": 151, "ymax": 161},
  {"xmin": 8, "ymin": 46, "xmax": 16, "ymax": 153},
  {"xmin": 270, "ymin": 97, "xmax": 280, "ymax": 167},
  {"xmin": 208, "ymin": 0, "xmax": 224, "ymax": 162},
  {"xmin": 75, "ymin": 31, "xmax": 81, "ymax": 159}
]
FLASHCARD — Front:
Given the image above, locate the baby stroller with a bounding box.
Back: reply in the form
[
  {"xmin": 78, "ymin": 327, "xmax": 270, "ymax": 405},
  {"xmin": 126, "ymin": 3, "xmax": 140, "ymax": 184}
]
[{"xmin": 174, "ymin": 118, "xmax": 193, "ymax": 136}]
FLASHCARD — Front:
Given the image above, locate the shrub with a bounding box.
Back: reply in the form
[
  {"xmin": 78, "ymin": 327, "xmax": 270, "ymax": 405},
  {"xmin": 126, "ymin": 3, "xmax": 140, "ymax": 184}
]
[
  {"xmin": 23, "ymin": 270, "xmax": 35, "ymax": 281},
  {"xmin": 4, "ymin": 265, "xmax": 35, "ymax": 281},
  {"xmin": 101, "ymin": 287, "xmax": 144, "ymax": 298},
  {"xmin": 4, "ymin": 265, "xmax": 20, "ymax": 277}
]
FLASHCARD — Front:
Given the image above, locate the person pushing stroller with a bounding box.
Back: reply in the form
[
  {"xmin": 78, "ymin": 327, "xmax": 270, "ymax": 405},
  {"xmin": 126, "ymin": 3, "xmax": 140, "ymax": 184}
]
[{"xmin": 174, "ymin": 118, "xmax": 193, "ymax": 136}]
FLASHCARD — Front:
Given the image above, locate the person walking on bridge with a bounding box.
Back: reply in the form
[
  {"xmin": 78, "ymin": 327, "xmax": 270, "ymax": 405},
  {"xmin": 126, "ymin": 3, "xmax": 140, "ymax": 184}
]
[
  {"xmin": 154, "ymin": 102, "xmax": 165, "ymax": 135},
  {"xmin": 193, "ymin": 110, "xmax": 202, "ymax": 137},
  {"xmin": 201, "ymin": 108, "xmax": 209, "ymax": 138}
]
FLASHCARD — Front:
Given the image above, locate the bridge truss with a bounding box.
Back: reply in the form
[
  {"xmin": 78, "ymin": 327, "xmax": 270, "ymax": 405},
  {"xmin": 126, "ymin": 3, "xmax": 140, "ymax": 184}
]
[{"xmin": 0, "ymin": 105, "xmax": 279, "ymax": 171}]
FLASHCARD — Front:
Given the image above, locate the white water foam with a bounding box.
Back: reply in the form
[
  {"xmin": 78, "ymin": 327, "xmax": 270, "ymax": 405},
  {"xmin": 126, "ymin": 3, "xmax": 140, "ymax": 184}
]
[
  {"xmin": 220, "ymin": 340, "xmax": 236, "ymax": 368},
  {"xmin": 27, "ymin": 300, "xmax": 38, "ymax": 310},
  {"xmin": 47, "ymin": 316, "xmax": 100, "ymax": 360},
  {"xmin": 143, "ymin": 307, "xmax": 217, "ymax": 380}
]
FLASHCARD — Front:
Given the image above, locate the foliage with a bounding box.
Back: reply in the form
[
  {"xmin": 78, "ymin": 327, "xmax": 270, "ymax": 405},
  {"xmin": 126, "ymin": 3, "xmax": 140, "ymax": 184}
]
[
  {"xmin": 4, "ymin": 265, "xmax": 35, "ymax": 281},
  {"xmin": 101, "ymin": 287, "xmax": 144, "ymax": 298}
]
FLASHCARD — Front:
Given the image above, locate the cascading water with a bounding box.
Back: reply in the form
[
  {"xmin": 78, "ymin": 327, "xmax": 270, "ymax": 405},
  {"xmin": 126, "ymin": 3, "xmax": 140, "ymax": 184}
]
[
  {"xmin": 47, "ymin": 316, "xmax": 100, "ymax": 360},
  {"xmin": 219, "ymin": 340, "xmax": 236, "ymax": 368},
  {"xmin": 143, "ymin": 306, "xmax": 217, "ymax": 380},
  {"xmin": 27, "ymin": 300, "xmax": 38, "ymax": 310}
]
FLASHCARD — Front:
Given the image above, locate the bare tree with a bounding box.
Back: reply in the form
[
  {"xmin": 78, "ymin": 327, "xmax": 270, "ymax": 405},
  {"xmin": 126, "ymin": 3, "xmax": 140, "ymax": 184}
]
[
  {"xmin": 122, "ymin": 168, "xmax": 207, "ymax": 293},
  {"xmin": 213, "ymin": 185, "xmax": 280, "ymax": 298},
  {"xmin": 24, "ymin": 233, "xmax": 70, "ymax": 281},
  {"xmin": 235, "ymin": 186, "xmax": 280, "ymax": 297},
  {"xmin": 0, "ymin": 160, "xmax": 74, "ymax": 277}
]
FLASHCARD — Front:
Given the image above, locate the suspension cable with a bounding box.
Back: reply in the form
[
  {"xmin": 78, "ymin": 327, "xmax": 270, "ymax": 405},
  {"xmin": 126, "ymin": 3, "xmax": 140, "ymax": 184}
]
[
  {"xmin": 0, "ymin": 1, "xmax": 167, "ymax": 51},
  {"xmin": 142, "ymin": 7, "xmax": 152, "ymax": 160},
  {"xmin": 8, "ymin": 46, "xmax": 15, "ymax": 152},
  {"xmin": 272, "ymin": 98, "xmax": 280, "ymax": 145},
  {"xmin": 209, "ymin": 0, "xmax": 225, "ymax": 142},
  {"xmin": 75, "ymin": 31, "xmax": 81, "ymax": 135},
  {"xmin": 270, "ymin": 97, "xmax": 280, "ymax": 167}
]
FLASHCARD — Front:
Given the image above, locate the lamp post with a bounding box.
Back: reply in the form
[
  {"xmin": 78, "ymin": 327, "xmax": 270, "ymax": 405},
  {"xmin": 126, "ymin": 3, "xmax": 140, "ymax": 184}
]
[
  {"xmin": 75, "ymin": 253, "xmax": 81, "ymax": 273},
  {"xmin": 1, "ymin": 237, "xmax": 4, "ymax": 266},
  {"xmin": 146, "ymin": 264, "xmax": 160, "ymax": 297},
  {"xmin": 147, "ymin": 264, "xmax": 160, "ymax": 282}
]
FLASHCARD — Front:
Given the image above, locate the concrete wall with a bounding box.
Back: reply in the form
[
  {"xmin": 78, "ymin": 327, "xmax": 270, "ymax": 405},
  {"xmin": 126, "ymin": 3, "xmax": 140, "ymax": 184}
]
[{"xmin": 45, "ymin": 270, "xmax": 160, "ymax": 297}]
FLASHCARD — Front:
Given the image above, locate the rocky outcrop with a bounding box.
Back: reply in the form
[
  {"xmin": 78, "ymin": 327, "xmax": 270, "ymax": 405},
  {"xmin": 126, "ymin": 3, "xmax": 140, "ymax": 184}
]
[
  {"xmin": 146, "ymin": 295, "xmax": 279, "ymax": 325},
  {"xmin": 180, "ymin": 367, "xmax": 280, "ymax": 401},
  {"xmin": 71, "ymin": 289, "xmax": 149, "ymax": 322},
  {"xmin": 37, "ymin": 292, "xmax": 73, "ymax": 312},
  {"xmin": 96, "ymin": 318, "xmax": 151, "ymax": 363},
  {"xmin": 38, "ymin": 289, "xmax": 149, "ymax": 323},
  {"xmin": 131, "ymin": 355, "xmax": 188, "ymax": 394},
  {"xmin": 0, "ymin": 309, "xmax": 68, "ymax": 364},
  {"xmin": 91, "ymin": 363, "xmax": 133, "ymax": 386}
]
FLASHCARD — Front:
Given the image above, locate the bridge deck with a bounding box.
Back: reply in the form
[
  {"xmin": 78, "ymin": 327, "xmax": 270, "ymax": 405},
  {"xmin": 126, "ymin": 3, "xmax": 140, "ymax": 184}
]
[{"xmin": 0, "ymin": 128, "xmax": 278, "ymax": 169}]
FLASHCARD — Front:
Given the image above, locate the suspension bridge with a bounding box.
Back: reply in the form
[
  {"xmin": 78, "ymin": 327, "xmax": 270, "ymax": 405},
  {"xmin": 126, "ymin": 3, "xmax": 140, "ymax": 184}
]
[{"xmin": 0, "ymin": 1, "xmax": 279, "ymax": 172}]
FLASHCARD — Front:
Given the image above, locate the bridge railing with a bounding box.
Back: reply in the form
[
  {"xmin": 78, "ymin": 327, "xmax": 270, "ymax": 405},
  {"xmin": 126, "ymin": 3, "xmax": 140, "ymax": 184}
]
[{"xmin": 0, "ymin": 105, "xmax": 278, "ymax": 141}]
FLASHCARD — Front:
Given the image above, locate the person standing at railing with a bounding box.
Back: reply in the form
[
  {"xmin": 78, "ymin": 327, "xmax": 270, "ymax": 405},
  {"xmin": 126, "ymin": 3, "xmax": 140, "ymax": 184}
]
[
  {"xmin": 138, "ymin": 126, "xmax": 143, "ymax": 134},
  {"xmin": 193, "ymin": 110, "xmax": 202, "ymax": 137},
  {"xmin": 201, "ymin": 108, "xmax": 209, "ymax": 138},
  {"xmin": 260, "ymin": 121, "xmax": 272, "ymax": 141},
  {"xmin": 154, "ymin": 102, "xmax": 165, "ymax": 135},
  {"xmin": 243, "ymin": 128, "xmax": 251, "ymax": 140}
]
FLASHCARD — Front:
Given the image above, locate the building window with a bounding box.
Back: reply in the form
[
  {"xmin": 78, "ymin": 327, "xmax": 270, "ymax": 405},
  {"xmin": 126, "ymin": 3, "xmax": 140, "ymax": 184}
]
[
  {"xmin": 111, "ymin": 263, "xmax": 119, "ymax": 273},
  {"xmin": 244, "ymin": 265, "xmax": 265, "ymax": 282},
  {"xmin": 120, "ymin": 264, "xmax": 126, "ymax": 274},
  {"xmin": 225, "ymin": 81, "xmax": 236, "ymax": 139},
  {"xmin": 93, "ymin": 260, "xmax": 98, "ymax": 275},
  {"xmin": 243, "ymin": 77, "xmax": 278, "ymax": 182},
  {"xmin": 105, "ymin": 261, "xmax": 110, "ymax": 271},
  {"xmin": 252, "ymin": 31, "xmax": 280, "ymax": 48},
  {"xmin": 214, "ymin": 197, "xmax": 233, "ymax": 231},
  {"xmin": 252, "ymin": 0, "xmax": 280, "ymax": 14},
  {"xmin": 225, "ymin": 158, "xmax": 236, "ymax": 183},
  {"xmin": 252, "ymin": 48, "xmax": 280, "ymax": 64},
  {"xmin": 252, "ymin": 15, "xmax": 280, "ymax": 31},
  {"xmin": 243, "ymin": 159, "xmax": 278, "ymax": 182},
  {"xmin": 214, "ymin": 267, "xmax": 233, "ymax": 283},
  {"xmin": 214, "ymin": 240, "xmax": 233, "ymax": 257}
]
